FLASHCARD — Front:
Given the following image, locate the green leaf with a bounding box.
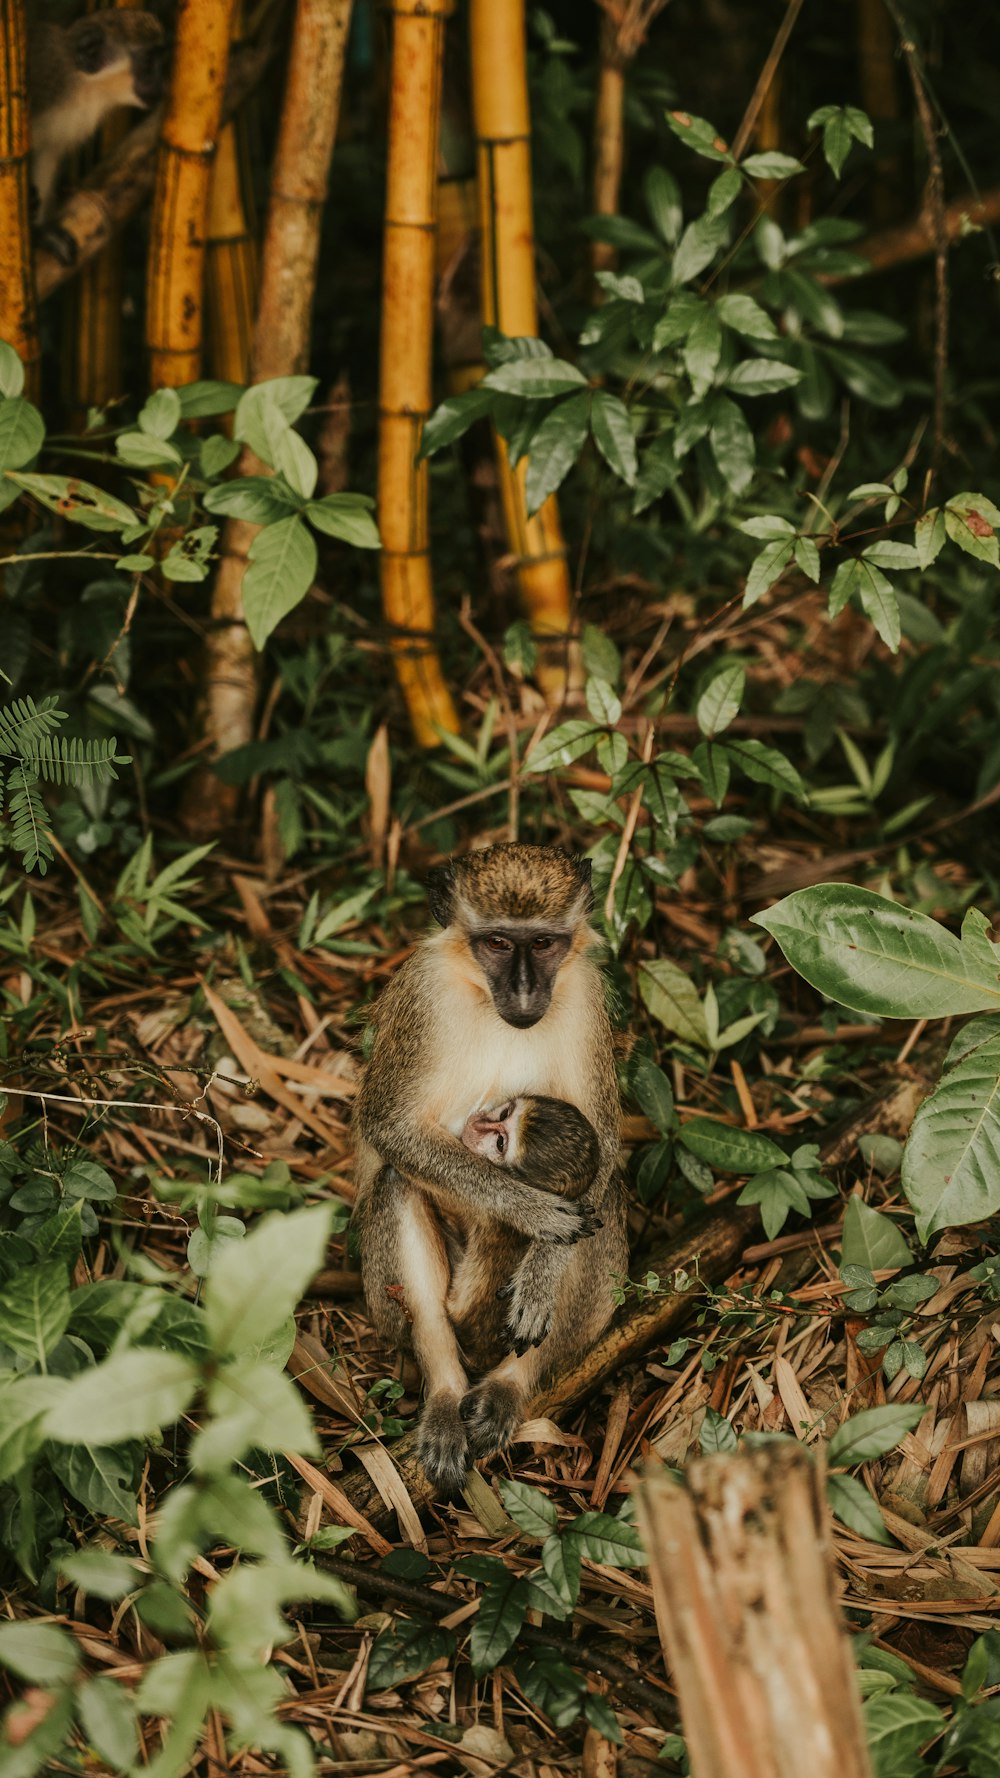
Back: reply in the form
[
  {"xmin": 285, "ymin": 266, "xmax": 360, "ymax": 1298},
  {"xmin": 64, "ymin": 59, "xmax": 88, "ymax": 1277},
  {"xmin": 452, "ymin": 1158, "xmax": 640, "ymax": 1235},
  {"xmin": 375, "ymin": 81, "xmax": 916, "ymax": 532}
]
[
  {"xmin": 716, "ymin": 293, "xmax": 777, "ymax": 340},
  {"xmin": 706, "ymin": 166, "xmax": 742, "ymax": 215},
  {"xmin": 945, "ymin": 497, "xmax": 1000, "ymax": 566},
  {"xmin": 526, "ymin": 719, "xmax": 599, "ymax": 773},
  {"xmin": 307, "ymin": 495, "xmax": 381, "ymax": 548},
  {"xmin": 590, "ymin": 390, "xmax": 637, "ymax": 486},
  {"xmin": 204, "ymin": 476, "xmax": 301, "ymax": 523},
  {"xmin": 826, "ymin": 1473, "xmax": 891, "ymax": 1544},
  {"xmin": 0, "ymin": 339, "xmax": 26, "ymax": 396},
  {"xmin": 744, "ymin": 537, "xmax": 794, "ymax": 607},
  {"xmin": 631, "ymin": 1058, "xmax": 676, "ymax": 1133},
  {"xmin": 742, "ymin": 151, "xmax": 805, "ymax": 178},
  {"xmin": 525, "ymin": 392, "xmax": 590, "ymax": 513},
  {"xmin": 0, "ymin": 1620, "xmax": 79, "ymax": 1684},
  {"xmin": 825, "ymin": 348, "xmax": 902, "ymax": 408},
  {"xmin": 43, "ymin": 1350, "xmax": 198, "ymax": 1444},
  {"xmin": 7, "ymin": 473, "xmax": 136, "ymax": 533},
  {"xmin": 204, "ymin": 1203, "xmax": 332, "ymax": 1358},
  {"xmin": 696, "ymin": 662, "xmax": 744, "ymax": 737},
  {"xmin": 914, "ymin": 508, "xmax": 945, "ymax": 568},
  {"xmin": 542, "ymin": 1529, "xmax": 581, "ymax": 1606},
  {"xmin": 902, "ymin": 1034, "xmax": 1000, "ymax": 1239},
  {"xmin": 683, "ymin": 308, "xmax": 723, "ymax": 396},
  {"xmin": 679, "ymin": 1117, "xmax": 786, "ymax": 1173},
  {"xmin": 862, "ymin": 541, "xmax": 920, "ymax": 570},
  {"xmin": 177, "ymin": 379, "xmax": 243, "ymax": 418},
  {"xmin": 665, "ymin": 111, "xmax": 732, "ymax": 162},
  {"xmin": 727, "ymin": 358, "xmax": 802, "ymax": 395},
  {"xmin": 632, "ymin": 433, "xmax": 677, "ymax": 513},
  {"xmin": 840, "ymin": 1197, "xmax": 913, "ymax": 1270},
  {"xmin": 585, "ymin": 676, "xmax": 622, "ymax": 726},
  {"xmin": 419, "ymin": 387, "xmax": 495, "ymax": 456},
  {"xmin": 136, "ymin": 389, "xmax": 181, "ymax": 440},
  {"xmin": 49, "ymin": 1443, "xmax": 138, "ymax": 1519},
  {"xmin": 583, "ymin": 1693, "xmax": 624, "ymax": 1744},
  {"xmin": 116, "ymin": 430, "xmax": 183, "ymax": 468},
  {"xmin": 700, "ymin": 1405, "xmax": 739, "ymax": 1452},
  {"xmin": 725, "ymin": 738, "xmax": 806, "ymax": 800},
  {"xmin": 672, "ymin": 214, "xmax": 729, "ymax": 285},
  {"xmin": 752, "ymin": 886, "xmax": 1000, "ymax": 1018},
  {"xmin": 645, "ymin": 165, "xmax": 682, "ymax": 243},
  {"xmin": 827, "ymin": 1403, "xmax": 925, "ymax": 1467},
  {"xmin": 567, "ymin": 1510, "xmax": 646, "ymax": 1568},
  {"xmin": 639, "ymin": 958, "xmax": 709, "ymax": 1048},
  {"xmin": 471, "ymin": 1573, "xmax": 527, "ymax": 1675},
  {"xmin": 856, "ymin": 560, "xmax": 900, "ymax": 651},
  {"xmin": 863, "ymin": 1691, "xmax": 944, "ymax": 1776},
  {"xmin": 498, "ymin": 1477, "xmax": 557, "ymax": 1537},
  {"xmin": 0, "ymin": 398, "xmax": 44, "ymax": 471},
  {"xmin": 78, "ymin": 1675, "xmax": 139, "ymax": 1769},
  {"xmin": 0, "ymin": 1375, "xmax": 63, "ymax": 1483},
  {"xmin": 242, "ymin": 516, "xmax": 318, "ymax": 649},
  {"xmin": 368, "ymin": 1620, "xmax": 455, "ymax": 1691},
  {"xmin": 709, "ymin": 395, "xmax": 755, "ymax": 495},
  {"xmin": 0, "ymin": 1261, "xmax": 70, "ymax": 1362},
  {"xmin": 59, "ymin": 1549, "xmax": 138, "ymax": 1599},
  {"xmin": 482, "ymin": 358, "xmax": 587, "ymax": 398},
  {"xmin": 738, "ymin": 1169, "xmax": 809, "ymax": 1239}
]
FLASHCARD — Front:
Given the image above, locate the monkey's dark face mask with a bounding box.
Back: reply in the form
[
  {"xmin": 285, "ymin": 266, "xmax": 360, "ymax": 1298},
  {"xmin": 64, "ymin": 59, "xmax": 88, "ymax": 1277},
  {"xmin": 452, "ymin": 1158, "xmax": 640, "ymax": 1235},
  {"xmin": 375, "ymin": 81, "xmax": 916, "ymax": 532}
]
[{"xmin": 468, "ymin": 928, "xmax": 573, "ymax": 1028}]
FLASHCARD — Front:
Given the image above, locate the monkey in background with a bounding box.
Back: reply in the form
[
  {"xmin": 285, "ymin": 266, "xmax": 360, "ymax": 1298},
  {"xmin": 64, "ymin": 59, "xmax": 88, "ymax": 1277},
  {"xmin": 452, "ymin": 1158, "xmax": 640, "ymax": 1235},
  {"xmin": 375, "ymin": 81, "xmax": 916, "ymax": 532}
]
[
  {"xmin": 27, "ymin": 10, "xmax": 167, "ymax": 221},
  {"xmin": 354, "ymin": 844, "xmax": 626, "ymax": 1494},
  {"xmin": 462, "ymin": 1095, "xmax": 600, "ymax": 1200}
]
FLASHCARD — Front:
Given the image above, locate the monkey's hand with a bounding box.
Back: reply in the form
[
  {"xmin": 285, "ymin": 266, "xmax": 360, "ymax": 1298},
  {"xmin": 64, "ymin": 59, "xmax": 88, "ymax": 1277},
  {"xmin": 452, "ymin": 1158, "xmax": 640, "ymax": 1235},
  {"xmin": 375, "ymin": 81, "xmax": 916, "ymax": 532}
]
[
  {"xmin": 528, "ymin": 1190, "xmax": 602, "ymax": 1246},
  {"xmin": 499, "ymin": 1256, "xmax": 556, "ymax": 1354}
]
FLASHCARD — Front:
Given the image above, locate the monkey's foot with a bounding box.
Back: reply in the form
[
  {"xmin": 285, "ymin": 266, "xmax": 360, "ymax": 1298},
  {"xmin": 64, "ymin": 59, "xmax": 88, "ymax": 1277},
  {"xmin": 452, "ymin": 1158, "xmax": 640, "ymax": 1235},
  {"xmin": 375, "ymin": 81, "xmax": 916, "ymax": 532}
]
[
  {"xmin": 460, "ymin": 1378, "xmax": 523, "ymax": 1459},
  {"xmin": 499, "ymin": 1271, "xmax": 553, "ymax": 1356},
  {"xmin": 36, "ymin": 224, "xmax": 79, "ymax": 269},
  {"xmin": 417, "ymin": 1394, "xmax": 469, "ymax": 1495}
]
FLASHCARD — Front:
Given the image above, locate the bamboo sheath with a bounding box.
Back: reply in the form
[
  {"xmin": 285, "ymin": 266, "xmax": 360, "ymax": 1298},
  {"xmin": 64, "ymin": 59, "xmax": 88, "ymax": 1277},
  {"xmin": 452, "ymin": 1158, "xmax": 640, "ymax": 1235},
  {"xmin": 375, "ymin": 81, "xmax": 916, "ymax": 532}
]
[
  {"xmin": 379, "ymin": 0, "xmax": 460, "ymax": 746},
  {"xmin": 0, "ymin": 0, "xmax": 39, "ymax": 394},
  {"xmin": 146, "ymin": 0, "xmax": 237, "ymax": 388},
  {"xmin": 68, "ymin": 0, "xmax": 141, "ymax": 415},
  {"xmin": 183, "ymin": 0, "xmax": 353, "ymax": 838},
  {"xmin": 469, "ymin": 0, "xmax": 575, "ymax": 701}
]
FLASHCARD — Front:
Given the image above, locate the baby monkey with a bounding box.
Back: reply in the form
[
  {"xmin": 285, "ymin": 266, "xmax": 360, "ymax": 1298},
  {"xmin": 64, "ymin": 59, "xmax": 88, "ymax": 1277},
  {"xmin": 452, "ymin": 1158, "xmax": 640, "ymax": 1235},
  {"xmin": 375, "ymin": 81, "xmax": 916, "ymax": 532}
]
[{"xmin": 463, "ymin": 1095, "xmax": 600, "ymax": 1202}]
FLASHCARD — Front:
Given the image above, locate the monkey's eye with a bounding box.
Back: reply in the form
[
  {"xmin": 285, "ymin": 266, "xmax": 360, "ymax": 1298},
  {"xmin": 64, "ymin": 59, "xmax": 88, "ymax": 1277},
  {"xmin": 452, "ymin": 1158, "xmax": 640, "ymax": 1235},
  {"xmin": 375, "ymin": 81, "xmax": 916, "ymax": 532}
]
[
  {"xmin": 531, "ymin": 934, "xmax": 555, "ymax": 952},
  {"xmin": 486, "ymin": 934, "xmax": 512, "ymax": 952},
  {"xmin": 496, "ymin": 1134, "xmax": 506, "ymax": 1156}
]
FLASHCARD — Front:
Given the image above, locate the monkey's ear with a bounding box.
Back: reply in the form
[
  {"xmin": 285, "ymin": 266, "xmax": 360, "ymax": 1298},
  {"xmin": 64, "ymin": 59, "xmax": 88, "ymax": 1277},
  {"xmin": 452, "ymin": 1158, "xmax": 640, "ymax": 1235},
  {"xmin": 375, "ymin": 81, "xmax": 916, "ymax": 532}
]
[
  {"xmin": 426, "ymin": 864, "xmax": 455, "ymax": 927},
  {"xmin": 572, "ymin": 856, "xmax": 594, "ymax": 914},
  {"xmin": 74, "ymin": 23, "xmax": 107, "ymax": 73}
]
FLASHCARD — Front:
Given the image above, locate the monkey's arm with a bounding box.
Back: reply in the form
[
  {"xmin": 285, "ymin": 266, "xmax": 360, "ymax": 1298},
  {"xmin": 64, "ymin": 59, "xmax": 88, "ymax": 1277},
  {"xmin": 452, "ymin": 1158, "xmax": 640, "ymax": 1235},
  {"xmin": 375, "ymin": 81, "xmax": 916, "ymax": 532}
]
[{"xmin": 358, "ymin": 1107, "xmax": 597, "ymax": 1243}]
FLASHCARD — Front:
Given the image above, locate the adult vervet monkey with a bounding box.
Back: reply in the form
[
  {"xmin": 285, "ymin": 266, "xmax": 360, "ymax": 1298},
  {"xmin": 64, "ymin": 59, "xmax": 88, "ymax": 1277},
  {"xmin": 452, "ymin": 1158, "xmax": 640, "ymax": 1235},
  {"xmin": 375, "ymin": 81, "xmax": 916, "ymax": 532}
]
[
  {"xmin": 354, "ymin": 844, "xmax": 626, "ymax": 1493},
  {"xmin": 28, "ymin": 11, "xmax": 166, "ymax": 220}
]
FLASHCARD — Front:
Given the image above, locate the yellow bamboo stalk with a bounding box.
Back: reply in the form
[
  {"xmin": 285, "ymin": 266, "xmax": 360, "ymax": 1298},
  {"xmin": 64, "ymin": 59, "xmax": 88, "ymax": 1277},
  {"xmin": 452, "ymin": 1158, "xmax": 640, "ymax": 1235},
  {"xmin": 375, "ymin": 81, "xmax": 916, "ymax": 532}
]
[
  {"xmin": 0, "ymin": 0, "xmax": 39, "ymax": 396},
  {"xmin": 182, "ymin": 0, "xmax": 353, "ymax": 838},
  {"xmin": 379, "ymin": 0, "xmax": 460, "ymax": 746},
  {"xmin": 67, "ymin": 0, "xmax": 140, "ymax": 417},
  {"xmin": 146, "ymin": 0, "xmax": 237, "ymax": 388},
  {"xmin": 591, "ymin": 12, "xmax": 625, "ymax": 276},
  {"xmin": 469, "ymin": 0, "xmax": 575, "ymax": 703},
  {"xmin": 205, "ymin": 117, "xmax": 256, "ymax": 386}
]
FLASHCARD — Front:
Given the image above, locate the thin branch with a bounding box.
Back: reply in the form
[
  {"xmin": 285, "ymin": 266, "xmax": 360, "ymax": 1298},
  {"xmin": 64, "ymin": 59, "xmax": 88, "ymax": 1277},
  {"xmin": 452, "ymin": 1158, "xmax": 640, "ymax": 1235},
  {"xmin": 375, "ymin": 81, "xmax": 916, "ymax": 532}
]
[{"xmin": 730, "ymin": 0, "xmax": 806, "ymax": 164}]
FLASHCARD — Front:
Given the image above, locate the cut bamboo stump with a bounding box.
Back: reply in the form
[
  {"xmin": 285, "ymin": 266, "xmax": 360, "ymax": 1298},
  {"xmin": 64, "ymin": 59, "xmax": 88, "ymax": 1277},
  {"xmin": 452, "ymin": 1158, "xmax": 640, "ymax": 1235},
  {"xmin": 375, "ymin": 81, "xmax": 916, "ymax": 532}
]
[{"xmin": 636, "ymin": 1446, "xmax": 873, "ymax": 1778}]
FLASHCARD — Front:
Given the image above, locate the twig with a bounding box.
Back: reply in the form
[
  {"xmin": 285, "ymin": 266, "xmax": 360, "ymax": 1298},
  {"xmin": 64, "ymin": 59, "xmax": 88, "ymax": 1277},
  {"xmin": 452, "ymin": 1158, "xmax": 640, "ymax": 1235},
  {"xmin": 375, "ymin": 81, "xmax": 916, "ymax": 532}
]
[
  {"xmin": 730, "ymin": 0, "xmax": 806, "ymax": 164},
  {"xmin": 603, "ymin": 723, "xmax": 655, "ymax": 924},
  {"xmin": 311, "ymin": 1553, "xmax": 675, "ymax": 1725}
]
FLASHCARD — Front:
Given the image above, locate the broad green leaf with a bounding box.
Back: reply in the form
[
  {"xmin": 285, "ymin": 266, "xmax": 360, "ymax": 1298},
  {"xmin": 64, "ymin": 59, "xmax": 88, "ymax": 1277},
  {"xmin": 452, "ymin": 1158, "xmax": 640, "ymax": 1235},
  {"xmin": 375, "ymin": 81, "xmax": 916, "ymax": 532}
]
[
  {"xmin": 0, "ymin": 339, "xmax": 26, "ymax": 396},
  {"xmin": 825, "ymin": 347, "xmax": 902, "ymax": 408},
  {"xmin": 700, "ymin": 1406, "xmax": 738, "ymax": 1452},
  {"xmin": 471, "ymin": 1573, "xmax": 527, "ymax": 1675},
  {"xmin": 683, "ymin": 308, "xmax": 723, "ymax": 396},
  {"xmin": 207, "ymin": 1557, "xmax": 354, "ymax": 1659},
  {"xmin": 368, "ymin": 1620, "xmax": 455, "ymax": 1691},
  {"xmin": 639, "ymin": 958, "xmax": 709, "ymax": 1048},
  {"xmin": 138, "ymin": 387, "xmax": 182, "ymax": 439},
  {"xmin": 902, "ymin": 1034, "xmax": 1000, "ymax": 1239},
  {"xmin": 754, "ymin": 886, "xmax": 1000, "ymax": 1018},
  {"xmin": 419, "ymin": 387, "xmax": 494, "ymax": 456},
  {"xmin": 738, "ymin": 1169, "xmax": 809, "ymax": 1239},
  {"xmin": 632, "ymin": 433, "xmax": 677, "ymax": 513},
  {"xmin": 794, "ymin": 535, "xmax": 820, "ymax": 581},
  {"xmin": 827, "ymin": 1403, "xmax": 925, "ymax": 1467},
  {"xmin": 709, "ymin": 396, "xmax": 755, "ymax": 495},
  {"xmin": 631, "ymin": 1058, "xmax": 676, "ymax": 1132},
  {"xmin": 679, "ymin": 1117, "xmax": 786, "ymax": 1173},
  {"xmin": 583, "ymin": 1693, "xmax": 624, "ymax": 1744},
  {"xmin": 192, "ymin": 1360, "xmax": 317, "ymax": 1471},
  {"xmin": 235, "ymin": 376, "xmax": 316, "ymax": 445},
  {"xmin": 862, "ymin": 541, "xmax": 920, "ymax": 570},
  {"xmin": 78, "ymin": 1675, "xmax": 139, "ymax": 1769},
  {"xmin": 0, "ymin": 398, "xmax": 44, "ymax": 471},
  {"xmin": 0, "ymin": 1375, "xmax": 64, "ymax": 1483},
  {"xmin": 498, "ymin": 1477, "xmax": 558, "ymax": 1537},
  {"xmin": 204, "ymin": 476, "xmax": 301, "ymax": 524},
  {"xmin": 945, "ymin": 500, "xmax": 1000, "ymax": 566},
  {"xmin": 727, "ymin": 358, "xmax": 802, "ymax": 395},
  {"xmin": 725, "ymin": 738, "xmax": 806, "ymax": 800},
  {"xmin": 716, "ymin": 293, "xmax": 777, "ymax": 340},
  {"xmin": 744, "ymin": 537, "xmax": 794, "ymax": 607},
  {"xmin": 590, "ymin": 390, "xmax": 637, "ymax": 486},
  {"xmin": 707, "ymin": 166, "xmax": 742, "ymax": 215},
  {"xmin": 117, "ymin": 431, "xmax": 182, "ymax": 469},
  {"xmin": 665, "ymin": 110, "xmax": 732, "ymax": 162},
  {"xmin": 567, "ymin": 1511, "xmax": 646, "ymax": 1568},
  {"xmin": 696, "ymin": 662, "xmax": 745, "ymax": 737},
  {"xmin": 644, "ymin": 165, "xmax": 682, "ymax": 243},
  {"xmin": 307, "ymin": 496, "xmax": 381, "ymax": 548},
  {"xmin": 542, "ymin": 1529, "xmax": 581, "ymax": 1606},
  {"xmin": 0, "ymin": 1620, "xmax": 79, "ymax": 1683},
  {"xmin": 526, "ymin": 719, "xmax": 599, "ymax": 773},
  {"xmin": 741, "ymin": 151, "xmax": 805, "ymax": 179},
  {"xmin": 840, "ymin": 1197, "xmax": 912, "ymax": 1270},
  {"xmin": 672, "ymin": 213, "xmax": 729, "ymax": 285},
  {"xmin": 914, "ymin": 507, "xmax": 945, "ymax": 568},
  {"xmin": 856, "ymin": 560, "xmax": 900, "ymax": 651},
  {"xmin": 525, "ymin": 392, "xmax": 590, "ymax": 513},
  {"xmin": 584, "ymin": 676, "xmax": 622, "ymax": 726},
  {"xmin": 482, "ymin": 358, "xmax": 587, "ymax": 398},
  {"xmin": 243, "ymin": 516, "xmax": 318, "ymax": 649},
  {"xmin": 43, "ymin": 1350, "xmax": 198, "ymax": 1444},
  {"xmin": 826, "ymin": 1473, "xmax": 891, "ymax": 1544},
  {"xmin": 177, "ymin": 379, "xmax": 242, "ymax": 417},
  {"xmin": 0, "ymin": 1261, "xmax": 70, "ymax": 1362},
  {"xmin": 204, "ymin": 1203, "xmax": 332, "ymax": 1357},
  {"xmin": 49, "ymin": 1443, "xmax": 138, "ymax": 1519},
  {"xmin": 945, "ymin": 1012, "xmax": 1000, "ymax": 1068},
  {"xmin": 60, "ymin": 1549, "xmax": 138, "ymax": 1599},
  {"xmin": 863, "ymin": 1692, "xmax": 944, "ymax": 1777},
  {"xmin": 7, "ymin": 472, "xmax": 136, "ymax": 533}
]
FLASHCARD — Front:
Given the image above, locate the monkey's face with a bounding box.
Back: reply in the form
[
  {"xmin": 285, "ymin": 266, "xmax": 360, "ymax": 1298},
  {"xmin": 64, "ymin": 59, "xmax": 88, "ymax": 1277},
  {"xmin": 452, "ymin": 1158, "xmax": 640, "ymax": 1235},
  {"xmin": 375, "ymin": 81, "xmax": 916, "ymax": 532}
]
[
  {"xmin": 461, "ymin": 1101, "xmax": 519, "ymax": 1164},
  {"xmin": 71, "ymin": 14, "xmax": 167, "ymax": 111},
  {"xmin": 470, "ymin": 928, "xmax": 572, "ymax": 1028}
]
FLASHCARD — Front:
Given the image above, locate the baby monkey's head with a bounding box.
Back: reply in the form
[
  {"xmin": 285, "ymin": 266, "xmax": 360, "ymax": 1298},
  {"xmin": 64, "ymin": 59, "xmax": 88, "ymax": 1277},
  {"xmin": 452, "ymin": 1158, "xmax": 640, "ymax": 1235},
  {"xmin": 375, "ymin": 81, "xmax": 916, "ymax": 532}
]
[{"xmin": 462, "ymin": 1094, "xmax": 599, "ymax": 1196}]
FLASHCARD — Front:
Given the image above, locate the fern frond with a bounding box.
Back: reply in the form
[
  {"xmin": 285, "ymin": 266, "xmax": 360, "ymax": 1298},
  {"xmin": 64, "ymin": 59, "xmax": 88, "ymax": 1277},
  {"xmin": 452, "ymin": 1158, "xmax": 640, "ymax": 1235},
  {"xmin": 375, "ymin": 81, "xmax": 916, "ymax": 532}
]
[
  {"xmin": 6, "ymin": 766, "xmax": 55, "ymax": 875},
  {"xmin": 0, "ymin": 695, "xmax": 67, "ymax": 758},
  {"xmin": 22, "ymin": 734, "xmax": 127, "ymax": 788}
]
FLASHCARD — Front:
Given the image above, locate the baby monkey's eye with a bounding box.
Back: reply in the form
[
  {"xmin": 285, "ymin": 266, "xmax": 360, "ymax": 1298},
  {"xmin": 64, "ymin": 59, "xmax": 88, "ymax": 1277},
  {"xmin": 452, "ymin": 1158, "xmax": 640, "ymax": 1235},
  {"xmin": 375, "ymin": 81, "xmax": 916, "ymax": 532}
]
[
  {"xmin": 487, "ymin": 934, "xmax": 512, "ymax": 952},
  {"xmin": 496, "ymin": 1133, "xmax": 506, "ymax": 1155}
]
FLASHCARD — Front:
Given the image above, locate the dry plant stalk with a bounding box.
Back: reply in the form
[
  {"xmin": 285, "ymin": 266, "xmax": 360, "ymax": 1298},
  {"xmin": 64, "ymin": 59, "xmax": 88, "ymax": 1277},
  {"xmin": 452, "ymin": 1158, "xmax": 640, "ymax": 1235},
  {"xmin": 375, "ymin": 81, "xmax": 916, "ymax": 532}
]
[
  {"xmin": 379, "ymin": 0, "xmax": 460, "ymax": 747},
  {"xmin": 146, "ymin": 0, "xmax": 237, "ymax": 388},
  {"xmin": 0, "ymin": 0, "xmax": 40, "ymax": 395},
  {"xmin": 470, "ymin": 0, "xmax": 577, "ymax": 704},
  {"xmin": 636, "ymin": 1447, "xmax": 873, "ymax": 1778},
  {"xmin": 182, "ymin": 0, "xmax": 353, "ymax": 838},
  {"xmin": 68, "ymin": 0, "xmax": 141, "ymax": 416},
  {"xmin": 591, "ymin": 0, "xmax": 671, "ymax": 274},
  {"xmin": 205, "ymin": 117, "xmax": 256, "ymax": 387}
]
